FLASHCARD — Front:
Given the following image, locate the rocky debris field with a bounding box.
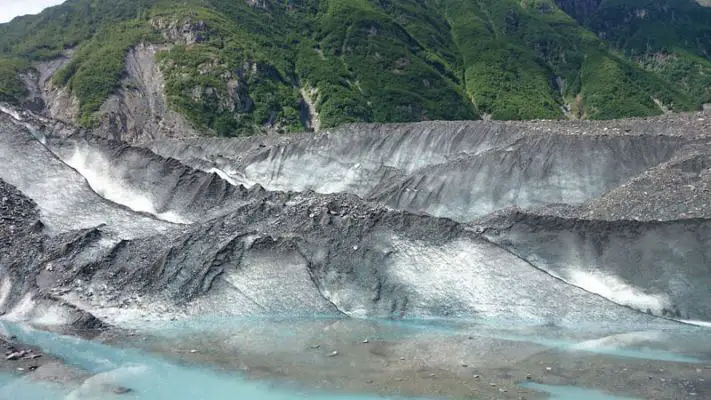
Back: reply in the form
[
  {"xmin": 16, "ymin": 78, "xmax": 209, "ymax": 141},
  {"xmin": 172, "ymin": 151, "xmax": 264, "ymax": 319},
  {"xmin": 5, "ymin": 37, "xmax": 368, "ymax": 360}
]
[
  {"xmin": 576, "ymin": 149, "xmax": 711, "ymax": 221},
  {"xmin": 0, "ymin": 335, "xmax": 47, "ymax": 374},
  {"xmin": 0, "ymin": 179, "xmax": 40, "ymax": 244}
]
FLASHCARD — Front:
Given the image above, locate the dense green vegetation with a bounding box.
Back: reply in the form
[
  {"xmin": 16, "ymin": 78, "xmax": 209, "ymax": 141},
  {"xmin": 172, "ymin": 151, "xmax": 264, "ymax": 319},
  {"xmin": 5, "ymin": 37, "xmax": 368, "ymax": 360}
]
[
  {"xmin": 0, "ymin": 0, "xmax": 710, "ymax": 135},
  {"xmin": 0, "ymin": 58, "xmax": 29, "ymax": 103},
  {"xmin": 582, "ymin": 0, "xmax": 711, "ymax": 107}
]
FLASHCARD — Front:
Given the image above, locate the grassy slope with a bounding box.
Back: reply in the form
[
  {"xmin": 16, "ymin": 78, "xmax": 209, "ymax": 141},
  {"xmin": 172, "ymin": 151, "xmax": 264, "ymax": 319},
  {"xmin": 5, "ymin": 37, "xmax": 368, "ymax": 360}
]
[{"xmin": 0, "ymin": 0, "xmax": 709, "ymax": 136}]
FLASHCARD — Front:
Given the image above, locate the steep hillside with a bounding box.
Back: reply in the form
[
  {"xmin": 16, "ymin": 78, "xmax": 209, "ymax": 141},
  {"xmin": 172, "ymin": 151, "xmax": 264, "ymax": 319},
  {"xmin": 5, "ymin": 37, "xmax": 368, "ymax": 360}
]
[
  {"xmin": 558, "ymin": 0, "xmax": 711, "ymax": 109},
  {"xmin": 0, "ymin": 0, "xmax": 709, "ymax": 139}
]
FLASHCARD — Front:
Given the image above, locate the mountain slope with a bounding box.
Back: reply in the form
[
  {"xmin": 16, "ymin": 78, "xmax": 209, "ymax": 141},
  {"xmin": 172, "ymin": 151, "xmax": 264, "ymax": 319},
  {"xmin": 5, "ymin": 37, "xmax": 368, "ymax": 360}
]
[{"xmin": 0, "ymin": 0, "xmax": 709, "ymax": 138}]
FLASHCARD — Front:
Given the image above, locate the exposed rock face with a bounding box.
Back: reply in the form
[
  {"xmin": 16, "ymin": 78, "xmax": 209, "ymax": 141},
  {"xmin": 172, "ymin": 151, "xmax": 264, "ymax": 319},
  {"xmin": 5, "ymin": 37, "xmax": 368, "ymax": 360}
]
[
  {"xmin": 94, "ymin": 44, "xmax": 201, "ymax": 143},
  {"xmin": 151, "ymin": 18, "xmax": 210, "ymax": 45},
  {"xmin": 19, "ymin": 44, "xmax": 201, "ymax": 144},
  {"xmin": 19, "ymin": 54, "xmax": 79, "ymax": 123}
]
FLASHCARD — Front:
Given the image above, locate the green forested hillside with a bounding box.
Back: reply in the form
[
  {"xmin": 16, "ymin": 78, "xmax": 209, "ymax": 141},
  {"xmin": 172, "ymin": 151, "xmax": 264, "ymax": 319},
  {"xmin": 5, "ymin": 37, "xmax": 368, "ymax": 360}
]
[{"xmin": 0, "ymin": 0, "xmax": 710, "ymax": 135}]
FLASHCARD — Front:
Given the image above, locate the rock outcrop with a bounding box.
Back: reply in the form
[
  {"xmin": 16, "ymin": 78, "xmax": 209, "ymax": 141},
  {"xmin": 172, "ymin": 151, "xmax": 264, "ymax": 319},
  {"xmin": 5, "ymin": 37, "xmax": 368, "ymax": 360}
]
[{"xmin": 94, "ymin": 44, "xmax": 201, "ymax": 143}]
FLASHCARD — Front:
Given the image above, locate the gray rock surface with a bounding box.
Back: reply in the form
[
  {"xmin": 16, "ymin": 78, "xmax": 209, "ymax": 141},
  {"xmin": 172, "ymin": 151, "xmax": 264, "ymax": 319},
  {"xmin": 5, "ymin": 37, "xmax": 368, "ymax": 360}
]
[{"xmin": 94, "ymin": 44, "xmax": 202, "ymax": 143}]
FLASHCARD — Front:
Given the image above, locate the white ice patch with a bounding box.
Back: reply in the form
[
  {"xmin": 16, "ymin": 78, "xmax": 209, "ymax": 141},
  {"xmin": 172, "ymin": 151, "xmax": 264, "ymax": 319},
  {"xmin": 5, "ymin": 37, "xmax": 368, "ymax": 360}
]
[
  {"xmin": 207, "ymin": 166, "xmax": 257, "ymax": 188},
  {"xmin": 0, "ymin": 104, "xmax": 23, "ymax": 121},
  {"xmin": 31, "ymin": 304, "xmax": 75, "ymax": 326},
  {"xmin": 566, "ymin": 269, "xmax": 670, "ymax": 314},
  {"xmin": 207, "ymin": 167, "xmax": 238, "ymax": 186},
  {"xmin": 570, "ymin": 331, "xmax": 664, "ymax": 351},
  {"xmin": 2, "ymin": 293, "xmax": 72, "ymax": 326},
  {"xmin": 680, "ymin": 319, "xmax": 711, "ymax": 328},
  {"xmin": 3, "ymin": 293, "xmax": 37, "ymax": 322},
  {"xmin": 66, "ymin": 365, "xmax": 148, "ymax": 400},
  {"xmin": 65, "ymin": 148, "xmax": 188, "ymax": 224},
  {"xmin": 0, "ymin": 277, "xmax": 12, "ymax": 311}
]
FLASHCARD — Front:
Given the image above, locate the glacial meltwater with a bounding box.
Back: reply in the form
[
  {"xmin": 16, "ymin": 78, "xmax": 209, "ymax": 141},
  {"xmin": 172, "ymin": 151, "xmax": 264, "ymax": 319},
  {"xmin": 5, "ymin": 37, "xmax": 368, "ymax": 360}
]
[
  {"xmin": 0, "ymin": 320, "xmax": 429, "ymax": 400},
  {"xmin": 1, "ymin": 317, "xmax": 710, "ymax": 400},
  {"xmin": 519, "ymin": 383, "xmax": 640, "ymax": 400}
]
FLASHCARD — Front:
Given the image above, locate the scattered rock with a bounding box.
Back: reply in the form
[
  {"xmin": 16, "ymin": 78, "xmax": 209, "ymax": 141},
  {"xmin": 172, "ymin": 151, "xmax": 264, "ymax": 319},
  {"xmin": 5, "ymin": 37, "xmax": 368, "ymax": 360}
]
[{"xmin": 112, "ymin": 386, "xmax": 133, "ymax": 395}]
